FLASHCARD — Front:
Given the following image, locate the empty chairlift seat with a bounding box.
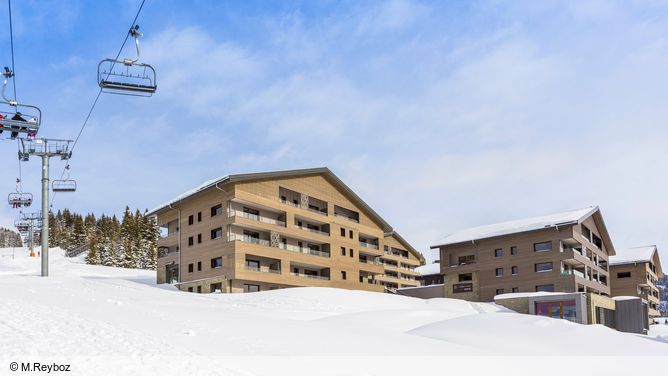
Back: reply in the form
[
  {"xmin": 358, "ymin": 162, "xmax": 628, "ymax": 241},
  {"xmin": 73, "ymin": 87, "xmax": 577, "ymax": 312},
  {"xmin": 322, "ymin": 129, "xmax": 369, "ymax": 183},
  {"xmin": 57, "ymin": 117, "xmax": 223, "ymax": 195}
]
[
  {"xmin": 97, "ymin": 25, "xmax": 157, "ymax": 96},
  {"xmin": 52, "ymin": 180, "xmax": 76, "ymax": 193},
  {"xmin": 97, "ymin": 59, "xmax": 157, "ymax": 95}
]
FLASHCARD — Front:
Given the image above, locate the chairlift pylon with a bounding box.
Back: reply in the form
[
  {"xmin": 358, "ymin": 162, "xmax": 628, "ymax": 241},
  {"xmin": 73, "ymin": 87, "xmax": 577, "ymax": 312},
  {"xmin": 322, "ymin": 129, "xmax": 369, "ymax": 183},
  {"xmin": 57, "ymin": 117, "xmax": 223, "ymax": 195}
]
[
  {"xmin": 0, "ymin": 67, "xmax": 41, "ymax": 139},
  {"xmin": 97, "ymin": 25, "xmax": 157, "ymax": 96}
]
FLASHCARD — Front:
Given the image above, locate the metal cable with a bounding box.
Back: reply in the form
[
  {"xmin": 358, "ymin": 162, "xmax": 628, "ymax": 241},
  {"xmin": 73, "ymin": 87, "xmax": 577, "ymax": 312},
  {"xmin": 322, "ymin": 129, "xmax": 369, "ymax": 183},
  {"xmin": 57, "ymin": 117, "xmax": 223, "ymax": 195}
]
[{"xmin": 50, "ymin": 0, "xmax": 148, "ymax": 208}]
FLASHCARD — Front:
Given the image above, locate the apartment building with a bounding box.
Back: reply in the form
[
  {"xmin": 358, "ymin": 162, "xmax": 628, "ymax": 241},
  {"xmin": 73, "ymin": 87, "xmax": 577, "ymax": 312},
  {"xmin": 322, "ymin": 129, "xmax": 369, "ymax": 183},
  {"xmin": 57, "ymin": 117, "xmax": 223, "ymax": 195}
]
[
  {"xmin": 430, "ymin": 206, "xmax": 615, "ymax": 302},
  {"xmin": 148, "ymin": 168, "xmax": 423, "ymax": 294},
  {"xmin": 609, "ymin": 246, "xmax": 664, "ymax": 318}
]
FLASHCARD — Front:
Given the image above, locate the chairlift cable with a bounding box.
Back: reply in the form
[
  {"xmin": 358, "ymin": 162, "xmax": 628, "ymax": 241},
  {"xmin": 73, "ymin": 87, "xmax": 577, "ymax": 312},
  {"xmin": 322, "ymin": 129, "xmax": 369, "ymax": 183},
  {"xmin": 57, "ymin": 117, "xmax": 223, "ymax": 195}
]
[
  {"xmin": 7, "ymin": 0, "xmax": 16, "ymax": 102},
  {"xmin": 50, "ymin": 0, "xmax": 148, "ymax": 207}
]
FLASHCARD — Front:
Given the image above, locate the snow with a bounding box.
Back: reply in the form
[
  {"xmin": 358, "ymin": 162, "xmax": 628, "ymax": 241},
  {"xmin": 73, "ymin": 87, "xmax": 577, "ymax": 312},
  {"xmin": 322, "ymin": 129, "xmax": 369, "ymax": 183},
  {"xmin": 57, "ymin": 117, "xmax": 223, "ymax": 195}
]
[
  {"xmin": 433, "ymin": 206, "xmax": 597, "ymax": 247},
  {"xmin": 609, "ymin": 245, "xmax": 657, "ymax": 265},
  {"xmin": 494, "ymin": 291, "xmax": 574, "ymax": 300},
  {"xmin": 1, "ymin": 247, "xmax": 666, "ymax": 375},
  {"xmin": 415, "ymin": 262, "xmax": 441, "ymax": 276},
  {"xmin": 612, "ymin": 296, "xmax": 642, "ymax": 301}
]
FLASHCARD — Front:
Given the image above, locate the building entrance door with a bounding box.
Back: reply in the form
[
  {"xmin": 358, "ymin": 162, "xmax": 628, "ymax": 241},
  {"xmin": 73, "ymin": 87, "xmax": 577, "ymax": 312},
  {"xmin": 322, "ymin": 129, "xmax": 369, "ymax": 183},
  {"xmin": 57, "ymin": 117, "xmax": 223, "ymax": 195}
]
[{"xmin": 166, "ymin": 264, "xmax": 179, "ymax": 284}]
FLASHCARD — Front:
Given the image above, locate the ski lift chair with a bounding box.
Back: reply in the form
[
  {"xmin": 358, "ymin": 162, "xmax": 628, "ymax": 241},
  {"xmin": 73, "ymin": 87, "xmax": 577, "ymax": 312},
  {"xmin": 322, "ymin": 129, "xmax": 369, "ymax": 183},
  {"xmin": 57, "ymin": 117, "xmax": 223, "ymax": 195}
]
[
  {"xmin": 8, "ymin": 192, "xmax": 32, "ymax": 208},
  {"xmin": 14, "ymin": 220, "xmax": 30, "ymax": 233},
  {"xmin": 0, "ymin": 67, "xmax": 41, "ymax": 139},
  {"xmin": 52, "ymin": 179, "xmax": 76, "ymax": 193},
  {"xmin": 97, "ymin": 25, "xmax": 157, "ymax": 96}
]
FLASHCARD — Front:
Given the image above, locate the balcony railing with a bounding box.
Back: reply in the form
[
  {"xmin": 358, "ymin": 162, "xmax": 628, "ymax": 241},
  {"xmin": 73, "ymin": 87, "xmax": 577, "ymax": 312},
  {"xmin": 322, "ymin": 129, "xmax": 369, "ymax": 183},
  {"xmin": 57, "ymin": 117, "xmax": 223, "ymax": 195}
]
[
  {"xmin": 290, "ymin": 272, "xmax": 330, "ymax": 280},
  {"xmin": 334, "ymin": 213, "xmax": 359, "ymax": 223},
  {"xmin": 231, "ymin": 234, "xmax": 330, "ymax": 258},
  {"xmin": 384, "ymin": 249, "xmax": 408, "ymax": 259},
  {"xmin": 157, "ymin": 248, "xmax": 179, "ymax": 258},
  {"xmin": 295, "ymin": 225, "xmax": 330, "ymax": 236},
  {"xmin": 278, "ymin": 199, "xmax": 327, "ymax": 216},
  {"xmin": 245, "ymin": 265, "xmax": 281, "ymax": 274},
  {"xmin": 228, "ymin": 209, "xmax": 286, "ymax": 227},
  {"xmin": 359, "ymin": 241, "xmax": 379, "ymax": 250},
  {"xmin": 158, "ymin": 232, "xmax": 178, "ymax": 241},
  {"xmin": 359, "ymin": 258, "xmax": 382, "ymax": 265},
  {"xmin": 279, "ymin": 243, "xmax": 330, "ymax": 258},
  {"xmin": 231, "ymin": 234, "xmax": 271, "ymax": 247}
]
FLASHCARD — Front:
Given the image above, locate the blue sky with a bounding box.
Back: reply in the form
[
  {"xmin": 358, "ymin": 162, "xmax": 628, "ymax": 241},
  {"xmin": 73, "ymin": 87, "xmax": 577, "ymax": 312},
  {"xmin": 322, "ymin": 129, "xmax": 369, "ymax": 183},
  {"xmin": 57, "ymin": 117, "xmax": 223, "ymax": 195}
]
[{"xmin": 1, "ymin": 0, "xmax": 667, "ymax": 263}]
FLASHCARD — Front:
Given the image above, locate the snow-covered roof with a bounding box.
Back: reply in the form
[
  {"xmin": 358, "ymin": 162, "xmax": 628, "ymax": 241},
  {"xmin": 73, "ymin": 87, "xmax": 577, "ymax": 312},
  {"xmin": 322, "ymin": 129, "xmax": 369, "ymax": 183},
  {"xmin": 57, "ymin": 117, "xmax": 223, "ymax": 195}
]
[
  {"xmin": 415, "ymin": 263, "xmax": 441, "ymax": 276},
  {"xmin": 609, "ymin": 246, "xmax": 656, "ymax": 265},
  {"xmin": 432, "ymin": 207, "xmax": 599, "ymax": 248},
  {"xmin": 494, "ymin": 292, "xmax": 581, "ymax": 300},
  {"xmin": 147, "ymin": 175, "xmax": 228, "ymax": 215},
  {"xmin": 612, "ymin": 296, "xmax": 641, "ymax": 301}
]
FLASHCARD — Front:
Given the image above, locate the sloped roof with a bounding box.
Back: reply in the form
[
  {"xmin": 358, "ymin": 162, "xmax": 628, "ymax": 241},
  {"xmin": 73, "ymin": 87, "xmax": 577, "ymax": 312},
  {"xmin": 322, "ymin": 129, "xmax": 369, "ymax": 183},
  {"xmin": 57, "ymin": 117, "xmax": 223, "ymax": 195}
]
[
  {"xmin": 431, "ymin": 206, "xmax": 616, "ymax": 256},
  {"xmin": 147, "ymin": 167, "xmax": 424, "ymax": 262},
  {"xmin": 431, "ymin": 207, "xmax": 598, "ymax": 248},
  {"xmin": 610, "ymin": 246, "xmax": 663, "ymax": 277}
]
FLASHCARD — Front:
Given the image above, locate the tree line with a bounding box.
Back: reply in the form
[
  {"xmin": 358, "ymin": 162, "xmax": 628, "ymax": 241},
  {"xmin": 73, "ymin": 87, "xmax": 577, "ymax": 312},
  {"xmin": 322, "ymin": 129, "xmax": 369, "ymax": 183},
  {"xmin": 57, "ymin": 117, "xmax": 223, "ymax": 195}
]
[
  {"xmin": 0, "ymin": 227, "xmax": 22, "ymax": 247},
  {"xmin": 49, "ymin": 207, "xmax": 159, "ymax": 270}
]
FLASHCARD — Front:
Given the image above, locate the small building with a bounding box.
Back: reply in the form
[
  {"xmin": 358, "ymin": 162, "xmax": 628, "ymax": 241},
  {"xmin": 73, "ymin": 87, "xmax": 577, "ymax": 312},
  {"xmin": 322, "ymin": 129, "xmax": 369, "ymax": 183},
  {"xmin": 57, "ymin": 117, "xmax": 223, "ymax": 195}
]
[
  {"xmin": 396, "ymin": 262, "xmax": 446, "ymax": 299},
  {"xmin": 609, "ymin": 245, "xmax": 664, "ymax": 319},
  {"xmin": 612, "ymin": 296, "xmax": 650, "ymax": 334},
  {"xmin": 495, "ymin": 292, "xmax": 649, "ymax": 334},
  {"xmin": 430, "ymin": 206, "xmax": 615, "ymax": 302}
]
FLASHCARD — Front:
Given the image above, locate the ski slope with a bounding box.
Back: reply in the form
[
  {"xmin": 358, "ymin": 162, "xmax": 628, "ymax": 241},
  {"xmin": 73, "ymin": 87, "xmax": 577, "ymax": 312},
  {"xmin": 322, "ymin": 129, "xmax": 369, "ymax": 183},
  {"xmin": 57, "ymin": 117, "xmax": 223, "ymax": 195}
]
[{"xmin": 0, "ymin": 247, "xmax": 666, "ymax": 375}]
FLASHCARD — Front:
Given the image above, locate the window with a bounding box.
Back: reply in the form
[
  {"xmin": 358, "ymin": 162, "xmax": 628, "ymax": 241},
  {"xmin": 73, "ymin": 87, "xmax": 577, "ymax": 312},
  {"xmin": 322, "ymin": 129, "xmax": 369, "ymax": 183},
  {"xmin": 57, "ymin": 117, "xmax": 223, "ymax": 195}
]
[
  {"xmin": 496, "ymin": 289, "xmax": 505, "ymax": 295},
  {"xmin": 535, "ymin": 262, "xmax": 553, "ymax": 272},
  {"xmin": 211, "ymin": 204, "xmax": 222, "ymax": 217},
  {"xmin": 534, "ymin": 241, "xmax": 552, "ymax": 252},
  {"xmin": 459, "ymin": 273, "xmax": 473, "ymax": 282},
  {"xmin": 188, "ymin": 236, "xmax": 194, "ymax": 246},
  {"xmin": 197, "ymin": 234, "xmax": 202, "ymax": 244},
  {"xmin": 340, "ymin": 228, "xmax": 346, "ymax": 237},
  {"xmin": 244, "ymin": 284, "xmax": 260, "ymax": 293},
  {"xmin": 341, "ymin": 271, "xmax": 347, "ymax": 280},
  {"xmin": 494, "ymin": 248, "xmax": 503, "ymax": 257},
  {"xmin": 512, "ymin": 287, "xmax": 519, "ymax": 293},
  {"xmin": 210, "ymin": 283, "xmax": 222, "ymax": 293},
  {"xmin": 211, "ymin": 227, "xmax": 222, "ymax": 240},
  {"xmin": 495, "ymin": 268, "xmax": 504, "ymax": 277},
  {"xmin": 197, "ymin": 212, "xmax": 202, "ymax": 222},
  {"xmin": 188, "ymin": 215, "xmax": 194, "ymax": 225},
  {"xmin": 582, "ymin": 225, "xmax": 591, "ymax": 241},
  {"xmin": 188, "ymin": 263, "xmax": 193, "ymax": 273},
  {"xmin": 187, "ymin": 287, "xmax": 193, "ymax": 292},
  {"xmin": 617, "ymin": 272, "xmax": 631, "ymax": 278},
  {"xmin": 535, "ymin": 284, "xmax": 555, "ymax": 292},
  {"xmin": 196, "ymin": 286, "xmax": 202, "ymax": 293},
  {"xmin": 349, "ymin": 230, "xmax": 353, "ymax": 239},
  {"xmin": 246, "ymin": 259, "xmax": 260, "ymax": 271},
  {"xmin": 511, "ymin": 266, "xmax": 518, "ymax": 275},
  {"xmin": 350, "ymin": 249, "xmax": 354, "ymax": 258},
  {"xmin": 197, "ymin": 261, "xmax": 201, "ymax": 271},
  {"xmin": 458, "ymin": 255, "xmax": 475, "ymax": 265},
  {"xmin": 211, "ymin": 257, "xmax": 222, "ymax": 269},
  {"xmin": 510, "ymin": 246, "xmax": 517, "ymax": 256},
  {"xmin": 340, "ymin": 247, "xmax": 346, "ymax": 256}
]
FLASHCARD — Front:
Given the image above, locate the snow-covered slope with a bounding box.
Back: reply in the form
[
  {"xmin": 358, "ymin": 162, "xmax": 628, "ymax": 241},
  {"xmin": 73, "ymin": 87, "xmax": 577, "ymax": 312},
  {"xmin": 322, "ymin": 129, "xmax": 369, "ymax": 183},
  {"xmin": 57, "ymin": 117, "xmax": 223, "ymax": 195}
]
[{"xmin": 1, "ymin": 248, "xmax": 666, "ymax": 375}]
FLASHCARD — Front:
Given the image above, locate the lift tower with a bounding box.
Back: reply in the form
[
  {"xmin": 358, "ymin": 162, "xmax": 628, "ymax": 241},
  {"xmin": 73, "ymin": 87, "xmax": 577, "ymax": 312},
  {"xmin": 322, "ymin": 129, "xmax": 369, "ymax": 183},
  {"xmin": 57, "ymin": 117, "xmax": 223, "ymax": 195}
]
[{"xmin": 19, "ymin": 138, "xmax": 72, "ymax": 276}]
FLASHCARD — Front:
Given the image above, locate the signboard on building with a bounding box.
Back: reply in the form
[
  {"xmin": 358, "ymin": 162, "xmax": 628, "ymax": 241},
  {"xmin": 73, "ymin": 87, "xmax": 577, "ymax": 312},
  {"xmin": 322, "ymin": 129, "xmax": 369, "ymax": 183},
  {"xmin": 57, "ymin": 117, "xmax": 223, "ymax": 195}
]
[{"xmin": 453, "ymin": 282, "xmax": 473, "ymax": 293}]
